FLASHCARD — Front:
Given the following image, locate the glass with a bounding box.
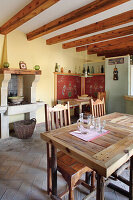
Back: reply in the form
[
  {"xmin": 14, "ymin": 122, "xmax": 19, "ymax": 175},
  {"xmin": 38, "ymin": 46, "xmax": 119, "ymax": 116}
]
[
  {"xmin": 77, "ymin": 113, "xmax": 90, "ymax": 134},
  {"xmin": 87, "ymin": 115, "xmax": 93, "ymax": 126},
  {"xmin": 95, "ymin": 118, "xmax": 100, "ymax": 131},
  {"xmin": 91, "ymin": 116, "xmax": 96, "ymax": 129},
  {"xmin": 100, "ymin": 120, "xmax": 106, "ymax": 133},
  {"xmin": 91, "ymin": 117, "xmax": 100, "ymax": 130}
]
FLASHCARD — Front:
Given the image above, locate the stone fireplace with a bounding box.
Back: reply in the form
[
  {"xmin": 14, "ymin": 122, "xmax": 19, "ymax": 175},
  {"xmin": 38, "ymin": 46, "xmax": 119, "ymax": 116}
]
[{"xmin": 0, "ymin": 68, "xmax": 44, "ymax": 139}]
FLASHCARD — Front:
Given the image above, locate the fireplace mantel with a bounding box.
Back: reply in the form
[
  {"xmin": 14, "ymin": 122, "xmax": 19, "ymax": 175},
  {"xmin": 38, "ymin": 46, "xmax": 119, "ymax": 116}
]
[
  {"xmin": 0, "ymin": 68, "xmax": 41, "ymax": 75},
  {"xmin": 0, "ymin": 69, "xmax": 43, "ymax": 139}
]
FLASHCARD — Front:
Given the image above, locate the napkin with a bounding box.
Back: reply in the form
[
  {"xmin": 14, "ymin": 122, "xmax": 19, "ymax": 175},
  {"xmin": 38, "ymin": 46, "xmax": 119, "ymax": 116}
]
[{"xmin": 70, "ymin": 128, "xmax": 109, "ymax": 142}]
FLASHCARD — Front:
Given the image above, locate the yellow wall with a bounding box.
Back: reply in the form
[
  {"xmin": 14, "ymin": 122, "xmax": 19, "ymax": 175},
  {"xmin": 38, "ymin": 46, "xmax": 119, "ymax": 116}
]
[{"xmin": 0, "ymin": 30, "xmax": 84, "ymax": 123}]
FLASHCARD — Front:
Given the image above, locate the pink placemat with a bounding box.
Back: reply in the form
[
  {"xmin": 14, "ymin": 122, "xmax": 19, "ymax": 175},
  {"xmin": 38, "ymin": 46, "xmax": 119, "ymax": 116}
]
[{"xmin": 69, "ymin": 129, "xmax": 110, "ymax": 142}]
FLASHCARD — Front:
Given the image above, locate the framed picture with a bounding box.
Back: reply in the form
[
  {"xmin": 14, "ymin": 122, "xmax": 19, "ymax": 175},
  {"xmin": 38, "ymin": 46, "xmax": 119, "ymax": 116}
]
[
  {"xmin": 108, "ymin": 57, "xmax": 124, "ymax": 65},
  {"xmin": 19, "ymin": 61, "xmax": 27, "ymax": 69}
]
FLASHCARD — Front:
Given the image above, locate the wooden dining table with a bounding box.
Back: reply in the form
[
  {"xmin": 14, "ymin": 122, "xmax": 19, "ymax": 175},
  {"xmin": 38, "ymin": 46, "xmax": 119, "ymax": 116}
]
[
  {"xmin": 41, "ymin": 112, "xmax": 133, "ymax": 200},
  {"xmin": 57, "ymin": 98, "xmax": 91, "ymax": 114}
]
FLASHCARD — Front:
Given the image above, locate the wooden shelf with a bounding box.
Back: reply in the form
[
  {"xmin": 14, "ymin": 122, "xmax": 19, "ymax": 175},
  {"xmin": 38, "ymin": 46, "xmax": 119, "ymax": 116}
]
[
  {"xmin": 0, "ymin": 68, "xmax": 41, "ymax": 75},
  {"xmin": 124, "ymin": 95, "xmax": 133, "ymax": 101},
  {"xmin": 91, "ymin": 73, "xmax": 105, "ymax": 76},
  {"xmin": 54, "ymin": 72, "xmax": 80, "ymax": 76},
  {"xmin": 85, "ymin": 60, "xmax": 105, "ymax": 63},
  {"xmin": 54, "ymin": 72, "xmax": 105, "ymax": 76}
]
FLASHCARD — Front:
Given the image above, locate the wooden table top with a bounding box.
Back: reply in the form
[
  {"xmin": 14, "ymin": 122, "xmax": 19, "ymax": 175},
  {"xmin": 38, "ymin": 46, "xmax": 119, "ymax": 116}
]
[
  {"xmin": 41, "ymin": 112, "xmax": 133, "ymax": 178},
  {"xmin": 58, "ymin": 98, "xmax": 91, "ymax": 106}
]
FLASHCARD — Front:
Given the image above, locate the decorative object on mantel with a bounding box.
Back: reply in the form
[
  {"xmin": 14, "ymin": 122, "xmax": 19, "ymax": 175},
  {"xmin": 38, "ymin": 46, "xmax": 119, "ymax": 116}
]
[
  {"xmin": 68, "ymin": 70, "xmax": 71, "ymax": 73},
  {"xmin": 3, "ymin": 61, "xmax": 9, "ymax": 68},
  {"xmin": 8, "ymin": 96, "xmax": 24, "ymax": 105},
  {"xmin": 19, "ymin": 61, "xmax": 27, "ymax": 69},
  {"xmin": 83, "ymin": 65, "xmax": 85, "ymax": 74},
  {"xmin": 61, "ymin": 67, "xmax": 64, "ymax": 73},
  {"xmin": 78, "ymin": 66, "xmax": 81, "ymax": 74},
  {"xmin": 113, "ymin": 65, "xmax": 118, "ymax": 80},
  {"xmin": 58, "ymin": 65, "xmax": 61, "ymax": 72},
  {"xmin": 55, "ymin": 63, "xmax": 58, "ymax": 72},
  {"xmin": 34, "ymin": 65, "xmax": 40, "ymax": 70},
  {"xmin": 101, "ymin": 65, "xmax": 104, "ymax": 73},
  {"xmin": 87, "ymin": 65, "xmax": 90, "ymax": 75},
  {"xmin": 85, "ymin": 68, "xmax": 87, "ymax": 77},
  {"xmin": 91, "ymin": 66, "xmax": 94, "ymax": 74}
]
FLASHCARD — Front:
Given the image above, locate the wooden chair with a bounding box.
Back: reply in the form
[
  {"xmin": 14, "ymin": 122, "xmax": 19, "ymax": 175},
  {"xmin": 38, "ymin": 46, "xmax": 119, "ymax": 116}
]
[
  {"xmin": 97, "ymin": 91, "xmax": 106, "ymax": 102},
  {"xmin": 108, "ymin": 161, "xmax": 130, "ymax": 197},
  {"xmin": 45, "ymin": 103, "xmax": 95, "ymax": 200},
  {"xmin": 91, "ymin": 98, "xmax": 106, "ymax": 117},
  {"xmin": 91, "ymin": 98, "xmax": 130, "ymax": 197}
]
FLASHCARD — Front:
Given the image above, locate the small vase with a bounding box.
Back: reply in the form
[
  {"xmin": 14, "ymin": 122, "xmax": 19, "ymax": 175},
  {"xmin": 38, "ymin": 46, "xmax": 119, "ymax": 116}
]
[
  {"xmin": 3, "ymin": 62, "xmax": 9, "ymax": 68},
  {"xmin": 55, "ymin": 63, "xmax": 58, "ymax": 72},
  {"xmin": 61, "ymin": 67, "xmax": 64, "ymax": 73},
  {"xmin": 58, "ymin": 65, "xmax": 61, "ymax": 72},
  {"xmin": 91, "ymin": 66, "xmax": 94, "ymax": 74},
  {"xmin": 101, "ymin": 65, "xmax": 104, "ymax": 73},
  {"xmin": 34, "ymin": 65, "xmax": 40, "ymax": 70}
]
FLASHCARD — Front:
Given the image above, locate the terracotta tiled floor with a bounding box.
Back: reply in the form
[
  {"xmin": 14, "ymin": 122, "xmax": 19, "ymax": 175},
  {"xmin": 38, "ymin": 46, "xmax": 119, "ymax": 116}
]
[{"xmin": 0, "ymin": 123, "xmax": 129, "ymax": 200}]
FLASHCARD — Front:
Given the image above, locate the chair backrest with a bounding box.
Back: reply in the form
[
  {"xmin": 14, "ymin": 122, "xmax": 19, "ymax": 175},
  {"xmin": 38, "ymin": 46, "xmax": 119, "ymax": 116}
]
[
  {"xmin": 97, "ymin": 91, "xmax": 106, "ymax": 101},
  {"xmin": 91, "ymin": 98, "xmax": 106, "ymax": 117},
  {"xmin": 45, "ymin": 102, "xmax": 71, "ymax": 131}
]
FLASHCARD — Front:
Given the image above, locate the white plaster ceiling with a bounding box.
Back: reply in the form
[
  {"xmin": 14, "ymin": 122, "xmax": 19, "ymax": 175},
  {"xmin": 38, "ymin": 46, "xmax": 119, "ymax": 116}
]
[{"xmin": 0, "ymin": 0, "xmax": 133, "ymax": 43}]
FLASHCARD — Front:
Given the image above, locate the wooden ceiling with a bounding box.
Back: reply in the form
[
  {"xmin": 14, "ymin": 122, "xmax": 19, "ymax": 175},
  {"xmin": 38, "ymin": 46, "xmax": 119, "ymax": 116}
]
[
  {"xmin": 0, "ymin": 0, "xmax": 133, "ymax": 57},
  {"xmin": 0, "ymin": 0, "xmax": 60, "ymax": 34},
  {"xmin": 47, "ymin": 10, "xmax": 133, "ymax": 45}
]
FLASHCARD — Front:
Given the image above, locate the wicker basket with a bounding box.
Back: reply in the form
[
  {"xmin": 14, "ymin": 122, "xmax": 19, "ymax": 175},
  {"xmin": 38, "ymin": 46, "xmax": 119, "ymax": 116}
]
[{"xmin": 13, "ymin": 118, "xmax": 36, "ymax": 139}]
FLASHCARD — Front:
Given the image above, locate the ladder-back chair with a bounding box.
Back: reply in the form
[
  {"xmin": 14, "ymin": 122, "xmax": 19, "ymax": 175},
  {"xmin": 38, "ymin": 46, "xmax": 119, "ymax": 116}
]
[
  {"xmin": 91, "ymin": 98, "xmax": 106, "ymax": 117},
  {"xmin": 91, "ymin": 98, "xmax": 130, "ymax": 198},
  {"xmin": 97, "ymin": 91, "xmax": 106, "ymax": 102},
  {"xmin": 45, "ymin": 103, "xmax": 95, "ymax": 200}
]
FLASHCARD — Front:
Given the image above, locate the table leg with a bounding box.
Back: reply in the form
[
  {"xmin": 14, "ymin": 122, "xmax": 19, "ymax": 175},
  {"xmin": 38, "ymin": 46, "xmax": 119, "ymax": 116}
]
[
  {"xmin": 96, "ymin": 174, "xmax": 104, "ymax": 200},
  {"xmin": 85, "ymin": 172, "xmax": 91, "ymax": 185},
  {"xmin": 129, "ymin": 155, "xmax": 133, "ymax": 200},
  {"xmin": 51, "ymin": 145, "xmax": 57, "ymax": 196}
]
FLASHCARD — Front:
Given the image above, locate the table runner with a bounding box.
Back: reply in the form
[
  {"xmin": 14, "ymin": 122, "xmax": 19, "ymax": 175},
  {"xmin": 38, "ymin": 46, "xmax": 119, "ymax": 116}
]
[{"xmin": 69, "ymin": 129, "xmax": 109, "ymax": 142}]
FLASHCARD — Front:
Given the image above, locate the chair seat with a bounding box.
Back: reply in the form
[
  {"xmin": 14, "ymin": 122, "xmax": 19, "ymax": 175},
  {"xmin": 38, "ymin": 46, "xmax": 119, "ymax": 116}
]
[{"xmin": 57, "ymin": 151, "xmax": 92, "ymax": 185}]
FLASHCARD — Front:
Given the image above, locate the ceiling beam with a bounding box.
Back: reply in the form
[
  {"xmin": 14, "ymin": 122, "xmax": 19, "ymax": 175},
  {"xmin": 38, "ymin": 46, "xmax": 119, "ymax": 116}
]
[
  {"xmin": 62, "ymin": 25, "xmax": 133, "ymax": 49},
  {"xmin": 87, "ymin": 46, "xmax": 133, "ymax": 55},
  {"xmin": 46, "ymin": 10, "xmax": 133, "ymax": 45},
  {"xmin": 0, "ymin": 0, "xmax": 60, "ymax": 34},
  {"xmin": 104, "ymin": 51, "xmax": 133, "ymax": 57},
  {"xmin": 96, "ymin": 48, "xmax": 133, "ymax": 56},
  {"xmin": 27, "ymin": 0, "xmax": 130, "ymax": 41},
  {"xmin": 76, "ymin": 35, "xmax": 133, "ymax": 52}
]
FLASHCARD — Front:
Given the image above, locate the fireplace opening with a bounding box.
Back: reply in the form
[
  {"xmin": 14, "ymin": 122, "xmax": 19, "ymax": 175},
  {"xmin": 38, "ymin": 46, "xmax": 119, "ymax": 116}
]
[
  {"xmin": 7, "ymin": 75, "xmax": 27, "ymax": 105},
  {"xmin": 8, "ymin": 75, "xmax": 18, "ymax": 97}
]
